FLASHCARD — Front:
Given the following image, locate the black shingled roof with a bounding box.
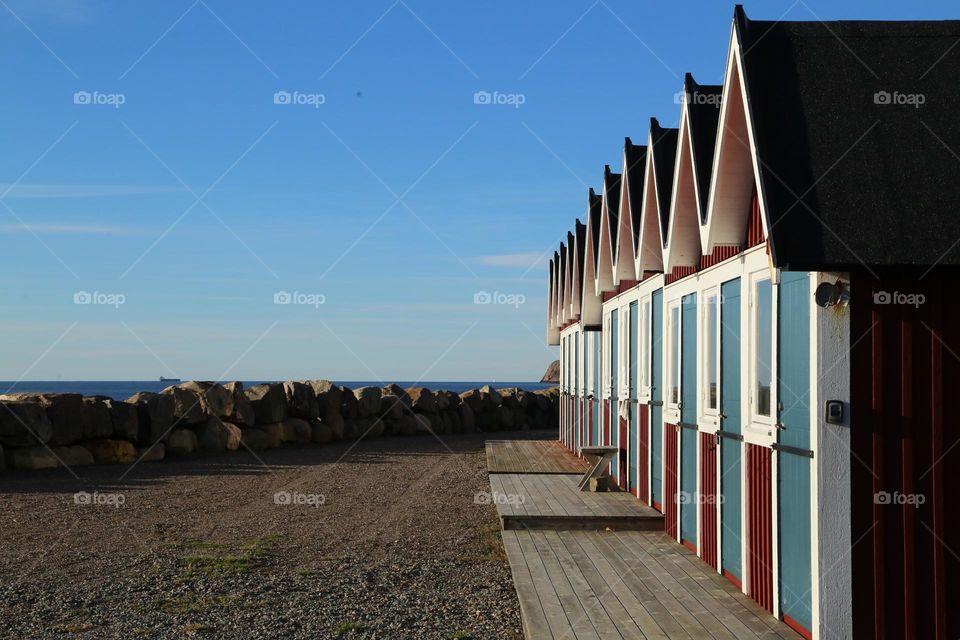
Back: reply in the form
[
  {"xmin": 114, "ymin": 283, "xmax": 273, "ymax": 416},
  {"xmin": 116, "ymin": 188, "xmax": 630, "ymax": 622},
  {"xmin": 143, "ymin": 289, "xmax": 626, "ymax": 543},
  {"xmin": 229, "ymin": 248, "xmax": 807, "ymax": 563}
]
[
  {"xmin": 624, "ymin": 138, "xmax": 648, "ymax": 254},
  {"xmin": 574, "ymin": 220, "xmax": 586, "ymax": 298},
  {"xmin": 649, "ymin": 118, "xmax": 679, "ymax": 247},
  {"xmin": 603, "ymin": 165, "xmax": 622, "ymax": 253},
  {"xmin": 736, "ymin": 5, "xmax": 960, "ymax": 269},
  {"xmin": 588, "ymin": 188, "xmax": 603, "ymax": 272},
  {"xmin": 683, "ymin": 74, "xmax": 722, "ymax": 224}
]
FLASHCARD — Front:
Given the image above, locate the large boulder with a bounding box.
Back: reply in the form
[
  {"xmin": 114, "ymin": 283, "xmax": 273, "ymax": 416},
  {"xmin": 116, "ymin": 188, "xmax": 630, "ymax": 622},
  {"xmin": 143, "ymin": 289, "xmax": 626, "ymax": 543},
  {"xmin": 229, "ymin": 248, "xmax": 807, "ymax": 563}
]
[
  {"xmin": 353, "ymin": 416, "xmax": 385, "ymax": 439},
  {"xmin": 223, "ymin": 382, "xmax": 255, "ymax": 427},
  {"xmin": 196, "ymin": 416, "xmax": 242, "ymax": 453},
  {"xmin": 262, "ymin": 422, "xmax": 283, "ymax": 448},
  {"xmin": 323, "ymin": 414, "xmax": 344, "ymax": 440},
  {"xmin": 0, "ymin": 400, "xmax": 53, "ymax": 446},
  {"xmin": 127, "ymin": 392, "xmax": 175, "ymax": 445},
  {"xmin": 160, "ymin": 385, "xmax": 206, "ymax": 425},
  {"xmin": 310, "ymin": 380, "xmax": 343, "ymax": 424},
  {"xmin": 178, "ymin": 381, "xmax": 234, "ymax": 419},
  {"xmin": 459, "ymin": 389, "xmax": 483, "ymax": 414},
  {"xmin": 406, "ymin": 388, "xmax": 438, "ymax": 414},
  {"xmin": 340, "ymin": 387, "xmax": 359, "ymax": 421},
  {"xmin": 239, "ymin": 428, "xmax": 269, "ymax": 451},
  {"xmin": 279, "ymin": 418, "xmax": 311, "ymax": 444},
  {"xmin": 138, "ymin": 443, "xmax": 165, "ymax": 463},
  {"xmin": 85, "ymin": 439, "xmax": 138, "ymax": 465},
  {"xmin": 353, "ymin": 387, "xmax": 382, "ymax": 418},
  {"xmin": 283, "ymin": 381, "xmax": 319, "ymax": 419},
  {"xmin": 55, "ymin": 445, "xmax": 95, "ymax": 467},
  {"xmin": 380, "ymin": 394, "xmax": 405, "ymax": 420},
  {"xmin": 497, "ymin": 405, "xmax": 515, "ymax": 429},
  {"xmin": 81, "ymin": 397, "xmax": 114, "ymax": 439},
  {"xmin": 381, "ymin": 384, "xmax": 410, "ymax": 406},
  {"xmin": 106, "ymin": 399, "xmax": 139, "ymax": 442},
  {"xmin": 413, "ymin": 414, "xmax": 433, "ymax": 435},
  {"xmin": 6, "ymin": 446, "xmax": 60, "ymax": 470},
  {"xmin": 166, "ymin": 429, "xmax": 197, "ymax": 456},
  {"xmin": 245, "ymin": 384, "xmax": 288, "ymax": 425},
  {"xmin": 459, "ymin": 402, "xmax": 475, "ymax": 432},
  {"xmin": 310, "ymin": 419, "xmax": 332, "ymax": 444},
  {"xmin": 0, "ymin": 393, "xmax": 85, "ymax": 445}
]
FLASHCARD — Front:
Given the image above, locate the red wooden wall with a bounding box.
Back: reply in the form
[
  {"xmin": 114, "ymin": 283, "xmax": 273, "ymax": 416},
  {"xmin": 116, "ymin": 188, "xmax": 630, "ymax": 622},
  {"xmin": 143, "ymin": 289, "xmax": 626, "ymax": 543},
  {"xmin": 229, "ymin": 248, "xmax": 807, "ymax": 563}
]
[
  {"xmin": 664, "ymin": 423, "xmax": 679, "ymax": 539},
  {"xmin": 700, "ymin": 431, "xmax": 718, "ymax": 570},
  {"xmin": 851, "ymin": 273, "xmax": 960, "ymax": 640},
  {"xmin": 638, "ymin": 407, "xmax": 650, "ymax": 503},
  {"xmin": 747, "ymin": 443, "xmax": 773, "ymax": 612}
]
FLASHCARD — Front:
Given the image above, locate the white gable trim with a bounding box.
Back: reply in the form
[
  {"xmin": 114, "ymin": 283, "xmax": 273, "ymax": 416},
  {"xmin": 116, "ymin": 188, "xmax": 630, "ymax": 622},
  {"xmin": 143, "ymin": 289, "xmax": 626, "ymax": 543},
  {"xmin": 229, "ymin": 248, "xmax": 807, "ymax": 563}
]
[
  {"xmin": 664, "ymin": 99, "xmax": 704, "ymax": 272},
  {"xmin": 702, "ymin": 24, "xmax": 769, "ymax": 253}
]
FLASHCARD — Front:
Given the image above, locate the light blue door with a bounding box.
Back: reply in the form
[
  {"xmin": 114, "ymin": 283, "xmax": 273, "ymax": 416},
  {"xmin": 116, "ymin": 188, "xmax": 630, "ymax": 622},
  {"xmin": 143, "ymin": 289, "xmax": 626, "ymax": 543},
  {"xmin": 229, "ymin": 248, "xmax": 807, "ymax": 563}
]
[
  {"xmin": 720, "ymin": 278, "xmax": 743, "ymax": 582},
  {"xmin": 778, "ymin": 272, "xmax": 812, "ymax": 633},
  {"xmin": 610, "ymin": 309, "xmax": 619, "ymax": 474},
  {"xmin": 592, "ymin": 332, "xmax": 600, "ymax": 446},
  {"xmin": 650, "ymin": 290, "xmax": 664, "ymax": 508},
  {"xmin": 680, "ymin": 293, "xmax": 698, "ymax": 546},
  {"xmin": 628, "ymin": 302, "xmax": 638, "ymax": 493}
]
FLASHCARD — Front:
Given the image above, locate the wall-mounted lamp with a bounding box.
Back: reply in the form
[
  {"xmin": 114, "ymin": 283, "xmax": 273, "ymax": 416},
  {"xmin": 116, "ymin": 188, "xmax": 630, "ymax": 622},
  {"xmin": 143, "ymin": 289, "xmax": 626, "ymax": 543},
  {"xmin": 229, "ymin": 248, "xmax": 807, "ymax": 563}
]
[{"xmin": 815, "ymin": 281, "xmax": 850, "ymax": 308}]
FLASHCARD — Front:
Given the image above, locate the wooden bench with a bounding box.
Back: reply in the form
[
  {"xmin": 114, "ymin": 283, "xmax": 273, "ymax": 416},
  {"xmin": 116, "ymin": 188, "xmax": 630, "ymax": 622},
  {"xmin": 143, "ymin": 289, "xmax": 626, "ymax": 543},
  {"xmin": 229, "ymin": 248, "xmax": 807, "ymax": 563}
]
[{"xmin": 577, "ymin": 446, "xmax": 618, "ymax": 492}]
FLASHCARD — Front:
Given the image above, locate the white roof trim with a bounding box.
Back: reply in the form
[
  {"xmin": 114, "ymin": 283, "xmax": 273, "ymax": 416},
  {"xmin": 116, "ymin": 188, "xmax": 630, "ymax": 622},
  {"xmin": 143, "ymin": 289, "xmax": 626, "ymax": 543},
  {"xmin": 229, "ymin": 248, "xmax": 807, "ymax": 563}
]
[{"xmin": 664, "ymin": 97, "xmax": 704, "ymax": 272}]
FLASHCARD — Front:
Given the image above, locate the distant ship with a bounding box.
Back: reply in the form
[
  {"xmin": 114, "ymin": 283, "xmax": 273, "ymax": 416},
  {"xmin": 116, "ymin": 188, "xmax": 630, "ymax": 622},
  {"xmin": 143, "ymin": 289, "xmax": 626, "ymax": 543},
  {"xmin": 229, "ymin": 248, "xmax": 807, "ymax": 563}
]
[{"xmin": 159, "ymin": 376, "xmax": 181, "ymax": 383}]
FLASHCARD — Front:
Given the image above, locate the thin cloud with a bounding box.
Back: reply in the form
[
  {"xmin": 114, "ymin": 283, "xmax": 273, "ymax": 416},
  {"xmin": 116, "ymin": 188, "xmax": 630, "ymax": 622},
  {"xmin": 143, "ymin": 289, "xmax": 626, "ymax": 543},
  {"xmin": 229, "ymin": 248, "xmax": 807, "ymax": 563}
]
[
  {"xmin": 0, "ymin": 223, "xmax": 150, "ymax": 235},
  {"xmin": 0, "ymin": 184, "xmax": 183, "ymax": 199},
  {"xmin": 479, "ymin": 252, "xmax": 549, "ymax": 269}
]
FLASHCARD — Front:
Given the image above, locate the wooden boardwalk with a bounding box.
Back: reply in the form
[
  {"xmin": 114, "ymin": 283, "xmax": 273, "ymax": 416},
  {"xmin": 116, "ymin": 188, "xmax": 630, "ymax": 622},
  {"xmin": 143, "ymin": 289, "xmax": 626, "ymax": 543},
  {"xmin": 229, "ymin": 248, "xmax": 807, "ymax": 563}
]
[
  {"xmin": 491, "ymin": 473, "xmax": 663, "ymax": 531},
  {"xmin": 487, "ymin": 439, "xmax": 591, "ymax": 474},
  {"xmin": 503, "ymin": 530, "xmax": 798, "ymax": 640}
]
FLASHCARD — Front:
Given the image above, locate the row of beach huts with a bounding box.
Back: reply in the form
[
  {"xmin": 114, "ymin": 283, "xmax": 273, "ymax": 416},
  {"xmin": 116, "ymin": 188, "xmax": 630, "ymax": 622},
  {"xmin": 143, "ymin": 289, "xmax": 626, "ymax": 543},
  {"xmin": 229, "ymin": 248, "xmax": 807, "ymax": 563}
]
[{"xmin": 546, "ymin": 7, "xmax": 960, "ymax": 640}]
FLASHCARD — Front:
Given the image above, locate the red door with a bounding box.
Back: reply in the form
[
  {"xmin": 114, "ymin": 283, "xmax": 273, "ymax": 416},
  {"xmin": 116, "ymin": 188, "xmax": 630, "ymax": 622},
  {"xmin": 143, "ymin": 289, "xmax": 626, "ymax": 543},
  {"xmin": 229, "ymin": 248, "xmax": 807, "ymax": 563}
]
[
  {"xmin": 664, "ymin": 423, "xmax": 679, "ymax": 540},
  {"xmin": 700, "ymin": 431, "xmax": 718, "ymax": 570},
  {"xmin": 747, "ymin": 443, "xmax": 773, "ymax": 612}
]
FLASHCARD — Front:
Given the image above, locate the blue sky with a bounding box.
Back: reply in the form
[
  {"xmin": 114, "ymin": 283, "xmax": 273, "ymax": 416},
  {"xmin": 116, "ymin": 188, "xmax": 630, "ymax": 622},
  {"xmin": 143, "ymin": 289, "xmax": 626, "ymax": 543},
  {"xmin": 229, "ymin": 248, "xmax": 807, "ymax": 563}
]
[{"xmin": 0, "ymin": 0, "xmax": 954, "ymax": 382}]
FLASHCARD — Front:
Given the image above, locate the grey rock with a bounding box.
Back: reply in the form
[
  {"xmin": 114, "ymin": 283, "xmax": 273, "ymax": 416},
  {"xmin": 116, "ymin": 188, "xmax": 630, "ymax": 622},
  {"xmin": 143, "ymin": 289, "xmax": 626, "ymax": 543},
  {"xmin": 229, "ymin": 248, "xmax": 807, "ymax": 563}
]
[
  {"xmin": 196, "ymin": 416, "xmax": 242, "ymax": 453},
  {"xmin": 353, "ymin": 387, "xmax": 382, "ymax": 418},
  {"xmin": 244, "ymin": 384, "xmax": 288, "ymax": 425},
  {"xmin": 283, "ymin": 381, "xmax": 319, "ymax": 419},
  {"xmin": 166, "ymin": 429, "xmax": 198, "ymax": 456},
  {"xmin": 0, "ymin": 401, "xmax": 53, "ymax": 446}
]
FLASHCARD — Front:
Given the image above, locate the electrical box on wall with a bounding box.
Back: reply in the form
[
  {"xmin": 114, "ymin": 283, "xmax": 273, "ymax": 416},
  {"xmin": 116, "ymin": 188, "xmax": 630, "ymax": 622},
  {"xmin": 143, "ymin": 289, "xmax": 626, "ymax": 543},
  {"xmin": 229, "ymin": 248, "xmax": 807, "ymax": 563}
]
[{"xmin": 825, "ymin": 400, "xmax": 844, "ymax": 425}]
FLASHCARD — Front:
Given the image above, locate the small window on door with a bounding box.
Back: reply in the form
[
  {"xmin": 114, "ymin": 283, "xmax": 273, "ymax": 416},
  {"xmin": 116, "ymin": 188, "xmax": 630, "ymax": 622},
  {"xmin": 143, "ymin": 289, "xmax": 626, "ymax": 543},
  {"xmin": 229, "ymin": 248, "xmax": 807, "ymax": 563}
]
[
  {"xmin": 755, "ymin": 278, "xmax": 773, "ymax": 417},
  {"xmin": 669, "ymin": 302, "xmax": 681, "ymax": 407},
  {"xmin": 704, "ymin": 288, "xmax": 719, "ymax": 411}
]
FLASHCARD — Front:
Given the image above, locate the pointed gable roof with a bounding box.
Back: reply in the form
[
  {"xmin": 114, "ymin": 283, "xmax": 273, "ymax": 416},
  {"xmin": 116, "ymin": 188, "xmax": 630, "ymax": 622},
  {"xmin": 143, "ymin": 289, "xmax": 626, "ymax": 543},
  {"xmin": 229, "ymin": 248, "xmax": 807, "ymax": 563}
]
[
  {"xmin": 666, "ymin": 74, "xmax": 722, "ymax": 271},
  {"xmin": 650, "ymin": 118, "xmax": 679, "ymax": 247},
  {"xmin": 596, "ymin": 167, "xmax": 622, "ymax": 294},
  {"xmin": 683, "ymin": 74, "xmax": 722, "ymax": 224},
  {"xmin": 580, "ymin": 190, "xmax": 604, "ymax": 323},
  {"xmin": 624, "ymin": 139, "xmax": 647, "ymax": 255},
  {"xmin": 733, "ymin": 5, "xmax": 960, "ymax": 268}
]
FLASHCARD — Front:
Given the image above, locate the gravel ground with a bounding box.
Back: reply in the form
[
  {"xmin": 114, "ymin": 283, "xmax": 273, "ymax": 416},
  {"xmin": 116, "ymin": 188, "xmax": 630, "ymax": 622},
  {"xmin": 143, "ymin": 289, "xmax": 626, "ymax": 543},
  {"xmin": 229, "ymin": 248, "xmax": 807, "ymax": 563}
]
[{"xmin": 0, "ymin": 431, "xmax": 543, "ymax": 639}]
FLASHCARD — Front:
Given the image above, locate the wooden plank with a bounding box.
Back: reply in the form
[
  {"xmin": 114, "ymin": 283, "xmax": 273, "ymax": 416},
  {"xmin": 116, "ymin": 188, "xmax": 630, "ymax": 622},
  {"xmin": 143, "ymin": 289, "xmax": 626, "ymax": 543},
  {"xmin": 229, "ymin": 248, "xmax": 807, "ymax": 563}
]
[
  {"xmin": 534, "ymin": 530, "xmax": 625, "ymax": 639},
  {"xmin": 516, "ymin": 530, "xmax": 594, "ymax": 639},
  {"xmin": 554, "ymin": 531, "xmax": 662, "ymax": 640},
  {"xmin": 502, "ymin": 530, "xmax": 555, "ymax": 639}
]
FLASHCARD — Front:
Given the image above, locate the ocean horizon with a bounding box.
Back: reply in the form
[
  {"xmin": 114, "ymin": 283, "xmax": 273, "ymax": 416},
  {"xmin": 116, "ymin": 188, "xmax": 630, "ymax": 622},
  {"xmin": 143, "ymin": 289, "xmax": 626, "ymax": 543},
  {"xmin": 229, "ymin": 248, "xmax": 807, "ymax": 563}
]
[{"xmin": 0, "ymin": 380, "xmax": 557, "ymax": 401}]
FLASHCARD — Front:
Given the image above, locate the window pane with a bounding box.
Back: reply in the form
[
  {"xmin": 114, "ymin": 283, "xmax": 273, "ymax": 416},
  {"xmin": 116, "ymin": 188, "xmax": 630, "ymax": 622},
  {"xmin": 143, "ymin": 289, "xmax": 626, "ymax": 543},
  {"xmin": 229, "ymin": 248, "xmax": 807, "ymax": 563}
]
[
  {"xmin": 756, "ymin": 279, "xmax": 772, "ymax": 416},
  {"xmin": 707, "ymin": 293, "xmax": 718, "ymax": 410},
  {"xmin": 671, "ymin": 305, "xmax": 680, "ymax": 405}
]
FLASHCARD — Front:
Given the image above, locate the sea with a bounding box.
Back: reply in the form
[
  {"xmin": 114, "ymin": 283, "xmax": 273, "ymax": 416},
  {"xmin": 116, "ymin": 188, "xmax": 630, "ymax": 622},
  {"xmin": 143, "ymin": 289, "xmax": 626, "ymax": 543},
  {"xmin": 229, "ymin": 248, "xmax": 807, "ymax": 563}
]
[{"xmin": 0, "ymin": 381, "xmax": 557, "ymax": 401}]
